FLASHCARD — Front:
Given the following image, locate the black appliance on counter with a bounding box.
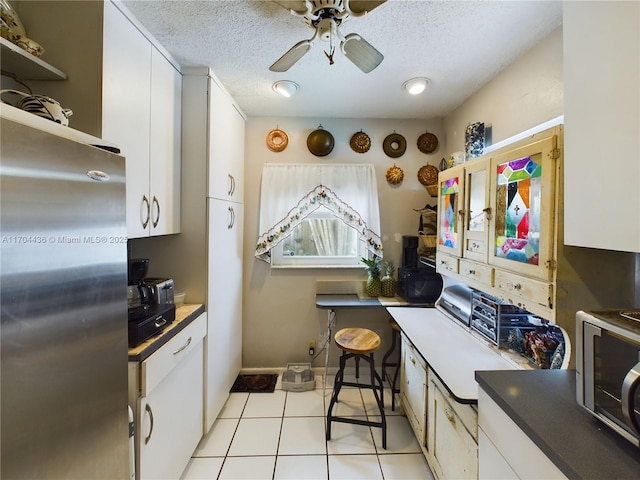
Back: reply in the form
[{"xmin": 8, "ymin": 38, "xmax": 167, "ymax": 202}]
[
  {"xmin": 127, "ymin": 259, "xmax": 174, "ymax": 347},
  {"xmin": 396, "ymin": 236, "xmax": 443, "ymax": 303}
]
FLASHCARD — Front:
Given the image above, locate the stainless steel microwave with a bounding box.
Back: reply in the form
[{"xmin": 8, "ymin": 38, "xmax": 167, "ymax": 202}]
[{"xmin": 576, "ymin": 309, "xmax": 640, "ymax": 447}]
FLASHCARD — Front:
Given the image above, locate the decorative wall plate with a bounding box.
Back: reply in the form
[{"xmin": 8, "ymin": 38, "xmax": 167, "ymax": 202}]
[
  {"xmin": 417, "ymin": 164, "xmax": 439, "ymax": 186},
  {"xmin": 383, "ymin": 133, "xmax": 406, "ymax": 158},
  {"xmin": 417, "ymin": 131, "xmax": 439, "ymax": 154},
  {"xmin": 266, "ymin": 128, "xmax": 289, "ymax": 152},
  {"xmin": 385, "ymin": 165, "xmax": 404, "ymax": 185},
  {"xmin": 350, "ymin": 130, "xmax": 371, "ymax": 153},
  {"xmin": 307, "ymin": 125, "xmax": 335, "ymax": 157}
]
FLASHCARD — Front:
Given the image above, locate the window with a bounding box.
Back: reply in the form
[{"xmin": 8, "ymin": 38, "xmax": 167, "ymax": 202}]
[
  {"xmin": 271, "ymin": 206, "xmax": 367, "ymax": 268},
  {"xmin": 255, "ymin": 164, "xmax": 382, "ymax": 267}
]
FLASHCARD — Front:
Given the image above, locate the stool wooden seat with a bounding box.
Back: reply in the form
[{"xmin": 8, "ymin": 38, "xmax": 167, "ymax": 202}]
[
  {"xmin": 334, "ymin": 327, "xmax": 381, "ymax": 354},
  {"xmin": 381, "ymin": 318, "xmax": 401, "ymax": 410},
  {"xmin": 327, "ymin": 327, "xmax": 387, "ymax": 449}
]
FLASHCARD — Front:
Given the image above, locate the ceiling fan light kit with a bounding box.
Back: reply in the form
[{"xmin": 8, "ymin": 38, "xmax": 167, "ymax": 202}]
[
  {"xmin": 270, "ymin": 0, "xmax": 386, "ymax": 73},
  {"xmin": 272, "ymin": 80, "xmax": 299, "ymax": 97},
  {"xmin": 402, "ymin": 77, "xmax": 430, "ymax": 95}
]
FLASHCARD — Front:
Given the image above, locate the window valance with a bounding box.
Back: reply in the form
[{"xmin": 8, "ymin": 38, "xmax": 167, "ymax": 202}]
[{"xmin": 255, "ymin": 163, "xmax": 382, "ymax": 263}]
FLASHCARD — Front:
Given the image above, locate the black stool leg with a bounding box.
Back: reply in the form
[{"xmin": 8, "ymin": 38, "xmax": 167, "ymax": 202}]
[
  {"xmin": 382, "ymin": 327, "xmax": 401, "ymax": 410},
  {"xmin": 326, "ymin": 351, "xmax": 347, "ymax": 441},
  {"xmin": 326, "ymin": 351, "xmax": 387, "ymax": 449}
]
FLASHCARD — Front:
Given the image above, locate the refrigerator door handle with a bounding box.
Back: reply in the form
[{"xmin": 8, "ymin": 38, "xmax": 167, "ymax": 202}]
[
  {"xmin": 142, "ymin": 195, "xmax": 151, "ymax": 229},
  {"xmin": 144, "ymin": 403, "xmax": 154, "ymax": 444}
]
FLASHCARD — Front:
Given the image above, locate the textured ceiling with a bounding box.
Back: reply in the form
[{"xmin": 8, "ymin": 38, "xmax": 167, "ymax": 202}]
[{"xmin": 122, "ymin": 0, "xmax": 562, "ymax": 119}]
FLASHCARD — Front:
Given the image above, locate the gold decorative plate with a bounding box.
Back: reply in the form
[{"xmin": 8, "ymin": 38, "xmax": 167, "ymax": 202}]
[
  {"xmin": 417, "ymin": 164, "xmax": 439, "ymax": 186},
  {"xmin": 383, "ymin": 133, "xmax": 407, "ymax": 158},
  {"xmin": 386, "ymin": 165, "xmax": 404, "ymax": 185},
  {"xmin": 350, "ymin": 131, "xmax": 371, "ymax": 153},
  {"xmin": 417, "ymin": 131, "xmax": 439, "ymax": 154},
  {"xmin": 266, "ymin": 128, "xmax": 289, "ymax": 152}
]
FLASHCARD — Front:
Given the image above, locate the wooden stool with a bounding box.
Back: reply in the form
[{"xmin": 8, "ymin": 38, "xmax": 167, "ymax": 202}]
[
  {"xmin": 326, "ymin": 327, "xmax": 387, "ymax": 449},
  {"xmin": 381, "ymin": 318, "xmax": 401, "ymax": 411}
]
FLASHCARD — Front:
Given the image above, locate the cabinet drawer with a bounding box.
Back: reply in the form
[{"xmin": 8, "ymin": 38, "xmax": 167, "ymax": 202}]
[
  {"xmin": 429, "ymin": 371, "xmax": 477, "ymax": 440},
  {"xmin": 401, "ymin": 336, "xmax": 428, "ymax": 445},
  {"xmin": 494, "ymin": 270, "xmax": 553, "ymax": 310},
  {"xmin": 436, "ymin": 253, "xmax": 459, "ymax": 274},
  {"xmin": 141, "ymin": 313, "xmax": 207, "ymax": 396},
  {"xmin": 459, "ymin": 259, "xmax": 493, "ymax": 286}
]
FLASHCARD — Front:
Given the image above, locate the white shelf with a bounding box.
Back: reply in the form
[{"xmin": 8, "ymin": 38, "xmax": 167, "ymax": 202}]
[{"xmin": 0, "ymin": 37, "xmax": 66, "ymax": 80}]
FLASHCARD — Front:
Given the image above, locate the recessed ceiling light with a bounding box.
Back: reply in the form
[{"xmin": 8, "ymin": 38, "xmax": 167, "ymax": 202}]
[
  {"xmin": 402, "ymin": 77, "xmax": 430, "ymax": 95},
  {"xmin": 272, "ymin": 80, "xmax": 299, "ymax": 98}
]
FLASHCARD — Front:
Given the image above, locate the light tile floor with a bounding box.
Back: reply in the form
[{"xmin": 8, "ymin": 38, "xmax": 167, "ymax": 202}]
[{"xmin": 180, "ymin": 373, "xmax": 434, "ymax": 480}]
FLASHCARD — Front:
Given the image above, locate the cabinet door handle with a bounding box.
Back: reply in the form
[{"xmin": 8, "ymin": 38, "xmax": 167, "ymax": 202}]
[
  {"xmin": 152, "ymin": 196, "xmax": 160, "ymax": 228},
  {"xmin": 144, "ymin": 403, "xmax": 154, "ymax": 445},
  {"xmin": 228, "ymin": 174, "xmax": 235, "ymax": 196},
  {"xmin": 410, "ymin": 355, "xmax": 416, "ymax": 365},
  {"xmin": 466, "ymin": 269, "xmax": 476, "ymax": 275},
  {"xmin": 173, "ymin": 336, "xmax": 192, "ymax": 355},
  {"xmin": 457, "ymin": 209, "xmax": 466, "ymax": 218},
  {"xmin": 142, "ymin": 195, "xmax": 151, "ymax": 229},
  {"xmin": 507, "ymin": 282, "xmax": 522, "ymax": 291},
  {"xmin": 444, "ymin": 407, "xmax": 456, "ymax": 425},
  {"xmin": 228, "ymin": 207, "xmax": 235, "ymax": 229},
  {"xmin": 483, "ymin": 207, "xmax": 492, "ymax": 220}
]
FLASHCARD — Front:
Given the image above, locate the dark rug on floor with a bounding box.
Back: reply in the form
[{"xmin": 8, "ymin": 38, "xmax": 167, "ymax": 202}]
[{"xmin": 230, "ymin": 374, "xmax": 278, "ymax": 393}]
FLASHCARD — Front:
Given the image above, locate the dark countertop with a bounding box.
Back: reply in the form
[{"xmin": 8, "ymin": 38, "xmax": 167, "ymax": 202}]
[
  {"xmin": 315, "ymin": 293, "xmax": 432, "ymax": 309},
  {"xmin": 128, "ymin": 303, "xmax": 205, "ymax": 362},
  {"xmin": 475, "ymin": 369, "xmax": 640, "ymax": 479}
]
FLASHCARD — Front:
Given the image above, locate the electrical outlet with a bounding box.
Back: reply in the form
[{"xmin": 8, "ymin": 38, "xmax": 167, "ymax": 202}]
[{"xmin": 307, "ymin": 340, "xmax": 316, "ymax": 356}]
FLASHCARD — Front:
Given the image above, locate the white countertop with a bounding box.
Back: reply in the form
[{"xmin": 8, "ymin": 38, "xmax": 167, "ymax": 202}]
[{"xmin": 387, "ymin": 307, "xmax": 523, "ymax": 402}]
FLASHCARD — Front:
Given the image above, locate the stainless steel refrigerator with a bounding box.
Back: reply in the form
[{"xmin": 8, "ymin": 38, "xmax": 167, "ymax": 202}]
[{"xmin": 1, "ymin": 107, "xmax": 129, "ymax": 479}]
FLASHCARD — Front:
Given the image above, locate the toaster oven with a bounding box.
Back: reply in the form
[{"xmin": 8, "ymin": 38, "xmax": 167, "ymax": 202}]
[{"xmin": 576, "ymin": 309, "xmax": 640, "ymax": 447}]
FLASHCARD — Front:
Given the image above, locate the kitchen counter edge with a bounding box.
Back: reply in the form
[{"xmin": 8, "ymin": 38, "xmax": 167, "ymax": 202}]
[
  {"xmin": 128, "ymin": 303, "xmax": 205, "ymax": 363},
  {"xmin": 475, "ymin": 369, "xmax": 639, "ymax": 480}
]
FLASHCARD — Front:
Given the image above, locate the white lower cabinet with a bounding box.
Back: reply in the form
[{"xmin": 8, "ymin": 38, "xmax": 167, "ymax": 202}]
[
  {"xmin": 477, "ymin": 388, "xmax": 566, "ymax": 480},
  {"xmin": 401, "ymin": 335, "xmax": 479, "ymax": 479},
  {"xmin": 132, "ymin": 313, "xmax": 206, "ymax": 480},
  {"xmin": 400, "ymin": 334, "xmax": 428, "ymax": 447},
  {"xmin": 427, "ymin": 371, "xmax": 478, "ymax": 480}
]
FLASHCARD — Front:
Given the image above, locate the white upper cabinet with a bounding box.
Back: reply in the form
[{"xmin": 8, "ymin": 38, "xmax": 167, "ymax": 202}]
[
  {"xmin": 103, "ymin": 1, "xmax": 181, "ymax": 238},
  {"xmin": 16, "ymin": 1, "xmax": 182, "ymax": 240},
  {"xmin": 148, "ymin": 47, "xmax": 182, "ymax": 236},
  {"xmin": 563, "ymin": 1, "xmax": 640, "ymax": 253},
  {"xmin": 207, "ymin": 78, "xmax": 245, "ymax": 203}
]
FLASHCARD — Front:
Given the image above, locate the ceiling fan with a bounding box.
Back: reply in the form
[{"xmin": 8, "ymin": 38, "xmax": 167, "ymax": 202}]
[{"xmin": 270, "ymin": 0, "xmax": 387, "ymax": 73}]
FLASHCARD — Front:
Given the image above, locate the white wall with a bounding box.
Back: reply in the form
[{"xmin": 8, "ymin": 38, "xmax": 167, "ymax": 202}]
[
  {"xmin": 242, "ymin": 117, "xmax": 444, "ymax": 368},
  {"xmin": 445, "ymin": 27, "xmax": 563, "ymax": 152}
]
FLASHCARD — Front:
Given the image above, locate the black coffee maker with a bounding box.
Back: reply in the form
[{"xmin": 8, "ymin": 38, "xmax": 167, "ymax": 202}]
[
  {"xmin": 397, "ymin": 235, "xmax": 443, "ymax": 302},
  {"xmin": 127, "ymin": 258, "xmax": 155, "ymax": 318},
  {"xmin": 127, "ymin": 258, "xmax": 175, "ymax": 347}
]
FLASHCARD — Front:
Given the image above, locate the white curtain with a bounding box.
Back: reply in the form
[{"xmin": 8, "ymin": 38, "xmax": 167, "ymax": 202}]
[{"xmin": 255, "ymin": 164, "xmax": 382, "ymax": 263}]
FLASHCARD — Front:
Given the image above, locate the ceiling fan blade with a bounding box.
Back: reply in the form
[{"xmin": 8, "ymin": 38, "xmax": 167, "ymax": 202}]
[
  {"xmin": 348, "ymin": 0, "xmax": 387, "ymax": 15},
  {"xmin": 269, "ymin": 39, "xmax": 312, "ymax": 72},
  {"xmin": 340, "ymin": 33, "xmax": 383, "ymax": 73},
  {"xmin": 273, "ymin": 1, "xmax": 309, "ymax": 14}
]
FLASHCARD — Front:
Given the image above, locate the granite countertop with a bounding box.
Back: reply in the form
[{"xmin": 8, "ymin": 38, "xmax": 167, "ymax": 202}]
[
  {"xmin": 128, "ymin": 303, "xmax": 205, "ymax": 362},
  {"xmin": 475, "ymin": 369, "xmax": 640, "ymax": 479}
]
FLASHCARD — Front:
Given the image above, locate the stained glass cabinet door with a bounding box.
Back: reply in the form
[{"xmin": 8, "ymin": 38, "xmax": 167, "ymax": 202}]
[
  {"xmin": 437, "ymin": 165, "xmax": 465, "ymax": 258},
  {"xmin": 462, "ymin": 156, "xmax": 491, "ymax": 262},
  {"xmin": 488, "ymin": 132, "xmax": 559, "ymax": 281}
]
